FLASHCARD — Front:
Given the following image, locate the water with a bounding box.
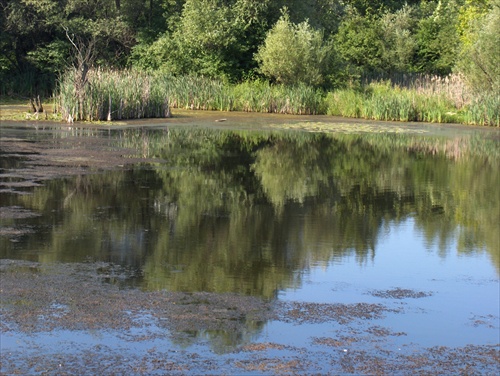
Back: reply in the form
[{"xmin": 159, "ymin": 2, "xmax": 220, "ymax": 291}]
[{"xmin": 0, "ymin": 118, "xmax": 499, "ymax": 372}]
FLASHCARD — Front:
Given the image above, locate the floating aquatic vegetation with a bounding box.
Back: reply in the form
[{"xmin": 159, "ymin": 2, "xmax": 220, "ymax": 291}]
[{"xmin": 270, "ymin": 121, "xmax": 428, "ymax": 134}]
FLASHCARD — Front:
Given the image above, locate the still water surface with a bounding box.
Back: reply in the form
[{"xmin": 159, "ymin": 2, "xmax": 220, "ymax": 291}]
[{"xmin": 1, "ymin": 118, "xmax": 499, "ymax": 361}]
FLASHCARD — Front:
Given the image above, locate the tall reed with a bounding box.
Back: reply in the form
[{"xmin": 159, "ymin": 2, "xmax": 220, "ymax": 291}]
[
  {"xmin": 326, "ymin": 81, "xmax": 460, "ymax": 123},
  {"xmin": 233, "ymin": 80, "xmax": 324, "ymax": 114},
  {"xmin": 156, "ymin": 75, "xmax": 324, "ymax": 114},
  {"xmin": 57, "ymin": 69, "xmax": 325, "ymax": 121},
  {"xmin": 462, "ymin": 93, "xmax": 500, "ymax": 127},
  {"xmin": 57, "ymin": 69, "xmax": 171, "ymax": 122},
  {"xmin": 363, "ymin": 73, "xmax": 471, "ymax": 109},
  {"xmin": 57, "ymin": 68, "xmax": 497, "ymax": 126}
]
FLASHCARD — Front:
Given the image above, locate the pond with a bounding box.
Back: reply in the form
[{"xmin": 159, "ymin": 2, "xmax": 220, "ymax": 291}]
[{"xmin": 1, "ymin": 114, "xmax": 499, "ymax": 374}]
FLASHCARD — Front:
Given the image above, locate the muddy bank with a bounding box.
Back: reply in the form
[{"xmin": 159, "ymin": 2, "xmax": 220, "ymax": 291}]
[{"xmin": 1, "ymin": 260, "xmax": 498, "ymax": 375}]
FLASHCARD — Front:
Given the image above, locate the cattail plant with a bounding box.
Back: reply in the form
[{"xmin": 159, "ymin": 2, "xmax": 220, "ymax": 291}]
[
  {"xmin": 57, "ymin": 68, "xmax": 497, "ymax": 126},
  {"xmin": 57, "ymin": 68, "xmax": 172, "ymax": 122}
]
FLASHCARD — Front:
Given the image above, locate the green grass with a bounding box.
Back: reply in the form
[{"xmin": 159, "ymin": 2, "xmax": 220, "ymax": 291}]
[
  {"xmin": 326, "ymin": 82, "xmax": 462, "ymax": 124},
  {"xmin": 57, "ymin": 70, "xmax": 324, "ymax": 121},
  {"xmin": 461, "ymin": 93, "xmax": 500, "ymax": 127},
  {"xmin": 0, "ymin": 97, "xmax": 61, "ymax": 121},
  {"xmin": 56, "ymin": 69, "xmax": 498, "ymax": 126},
  {"xmin": 57, "ymin": 69, "xmax": 171, "ymax": 122}
]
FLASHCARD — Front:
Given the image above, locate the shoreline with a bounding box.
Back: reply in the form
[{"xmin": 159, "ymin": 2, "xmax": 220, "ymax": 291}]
[{"xmin": 1, "ymin": 99, "xmax": 496, "ymax": 129}]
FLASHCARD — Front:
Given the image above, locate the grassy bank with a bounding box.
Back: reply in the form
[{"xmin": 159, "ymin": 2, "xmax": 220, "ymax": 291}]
[
  {"xmin": 53, "ymin": 70, "xmax": 498, "ymax": 126},
  {"xmin": 57, "ymin": 70, "xmax": 324, "ymax": 122},
  {"xmin": 326, "ymin": 81, "xmax": 499, "ymax": 126}
]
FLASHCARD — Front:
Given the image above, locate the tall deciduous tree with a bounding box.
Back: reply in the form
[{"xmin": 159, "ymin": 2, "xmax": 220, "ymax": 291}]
[
  {"xmin": 414, "ymin": 0, "xmax": 461, "ymax": 75},
  {"xmin": 131, "ymin": 0, "xmax": 273, "ymax": 80},
  {"xmin": 380, "ymin": 4, "xmax": 419, "ymax": 73},
  {"xmin": 1, "ymin": 0, "xmax": 135, "ymax": 95}
]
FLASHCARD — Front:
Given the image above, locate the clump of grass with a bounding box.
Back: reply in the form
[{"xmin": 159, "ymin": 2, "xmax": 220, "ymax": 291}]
[
  {"xmin": 325, "ymin": 89, "xmax": 362, "ymax": 118},
  {"xmin": 409, "ymin": 73, "xmax": 472, "ymax": 111},
  {"xmin": 363, "ymin": 73, "xmax": 471, "ymax": 109},
  {"xmin": 154, "ymin": 74, "xmax": 234, "ymax": 111}
]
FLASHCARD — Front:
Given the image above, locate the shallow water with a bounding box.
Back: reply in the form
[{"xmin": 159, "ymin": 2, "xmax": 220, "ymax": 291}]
[{"xmin": 1, "ymin": 116, "xmax": 499, "ymax": 373}]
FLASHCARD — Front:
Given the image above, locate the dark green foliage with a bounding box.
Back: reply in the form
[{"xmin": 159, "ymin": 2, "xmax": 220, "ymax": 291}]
[
  {"xmin": 334, "ymin": 14, "xmax": 385, "ymax": 75},
  {"xmin": 414, "ymin": 0, "xmax": 461, "ymax": 75}
]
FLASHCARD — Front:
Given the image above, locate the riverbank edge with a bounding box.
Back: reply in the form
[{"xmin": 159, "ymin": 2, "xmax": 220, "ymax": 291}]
[{"xmin": 0, "ymin": 99, "xmax": 486, "ymax": 129}]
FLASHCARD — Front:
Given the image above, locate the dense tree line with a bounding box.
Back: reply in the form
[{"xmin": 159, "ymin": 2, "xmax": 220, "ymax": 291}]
[{"xmin": 1, "ymin": 0, "xmax": 498, "ymax": 96}]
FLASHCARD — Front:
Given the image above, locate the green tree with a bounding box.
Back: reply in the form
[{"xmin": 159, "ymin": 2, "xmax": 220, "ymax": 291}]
[
  {"xmin": 131, "ymin": 0, "xmax": 272, "ymax": 80},
  {"xmin": 456, "ymin": 0, "xmax": 500, "ymax": 93},
  {"xmin": 414, "ymin": 0, "xmax": 461, "ymax": 75},
  {"xmin": 380, "ymin": 4, "xmax": 419, "ymax": 72},
  {"xmin": 457, "ymin": 0, "xmax": 490, "ymax": 46},
  {"xmin": 254, "ymin": 10, "xmax": 332, "ymax": 86},
  {"xmin": 334, "ymin": 13, "xmax": 385, "ymax": 75},
  {"xmin": 342, "ymin": 0, "xmax": 421, "ymax": 16},
  {"xmin": 0, "ymin": 0, "xmax": 134, "ymax": 96}
]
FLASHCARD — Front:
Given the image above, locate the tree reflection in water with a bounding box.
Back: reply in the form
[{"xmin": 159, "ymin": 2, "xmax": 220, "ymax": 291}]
[{"xmin": 2, "ymin": 128, "xmax": 498, "ymax": 299}]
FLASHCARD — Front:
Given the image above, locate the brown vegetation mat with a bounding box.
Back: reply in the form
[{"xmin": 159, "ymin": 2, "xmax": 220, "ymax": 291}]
[
  {"xmin": 0, "ymin": 129, "xmax": 153, "ymax": 195},
  {"xmin": 369, "ymin": 287, "xmax": 433, "ymax": 299},
  {"xmin": 0, "ymin": 260, "xmax": 272, "ymax": 334},
  {"xmin": 1, "ymin": 260, "xmax": 498, "ymax": 375}
]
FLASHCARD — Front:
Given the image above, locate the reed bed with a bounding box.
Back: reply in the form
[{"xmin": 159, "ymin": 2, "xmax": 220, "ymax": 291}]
[
  {"xmin": 326, "ymin": 81, "xmax": 462, "ymax": 124},
  {"xmin": 57, "ymin": 69, "xmax": 325, "ymax": 121},
  {"xmin": 233, "ymin": 80, "xmax": 324, "ymax": 114},
  {"xmin": 363, "ymin": 73, "xmax": 471, "ymax": 109},
  {"xmin": 58, "ymin": 69, "xmax": 171, "ymax": 121},
  {"xmin": 154, "ymin": 74, "xmax": 234, "ymax": 111},
  {"xmin": 153, "ymin": 75, "xmax": 324, "ymax": 114},
  {"xmin": 461, "ymin": 93, "xmax": 500, "ymax": 127},
  {"xmin": 57, "ymin": 68, "xmax": 497, "ymax": 126},
  {"xmin": 327, "ymin": 80, "xmax": 499, "ymax": 126}
]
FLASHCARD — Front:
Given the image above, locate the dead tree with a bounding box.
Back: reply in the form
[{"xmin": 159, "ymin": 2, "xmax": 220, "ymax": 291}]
[
  {"xmin": 64, "ymin": 28, "xmax": 97, "ymax": 121},
  {"xmin": 29, "ymin": 95, "xmax": 44, "ymax": 120}
]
